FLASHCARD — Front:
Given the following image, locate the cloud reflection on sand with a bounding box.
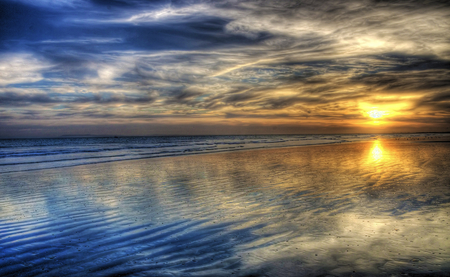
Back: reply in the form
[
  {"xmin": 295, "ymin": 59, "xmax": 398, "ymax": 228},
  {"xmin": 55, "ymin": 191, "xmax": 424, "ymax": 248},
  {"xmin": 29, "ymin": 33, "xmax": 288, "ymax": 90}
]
[{"xmin": 0, "ymin": 141, "xmax": 450, "ymax": 276}]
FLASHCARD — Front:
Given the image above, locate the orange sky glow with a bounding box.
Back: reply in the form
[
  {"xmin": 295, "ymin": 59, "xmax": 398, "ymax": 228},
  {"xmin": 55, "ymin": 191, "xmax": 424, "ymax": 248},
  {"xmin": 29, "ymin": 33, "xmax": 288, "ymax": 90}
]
[{"xmin": 1, "ymin": 0, "xmax": 449, "ymax": 137}]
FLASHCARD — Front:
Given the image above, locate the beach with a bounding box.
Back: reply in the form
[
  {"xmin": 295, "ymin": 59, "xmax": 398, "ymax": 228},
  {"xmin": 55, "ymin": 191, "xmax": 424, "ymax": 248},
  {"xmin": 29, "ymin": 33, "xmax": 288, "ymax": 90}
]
[{"xmin": 1, "ymin": 139, "xmax": 450, "ymax": 276}]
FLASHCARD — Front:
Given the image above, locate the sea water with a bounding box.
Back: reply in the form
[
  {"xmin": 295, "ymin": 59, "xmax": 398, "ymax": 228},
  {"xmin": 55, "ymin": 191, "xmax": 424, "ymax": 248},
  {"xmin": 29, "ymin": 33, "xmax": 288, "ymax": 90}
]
[
  {"xmin": 1, "ymin": 134, "xmax": 449, "ymax": 276},
  {"xmin": 0, "ymin": 133, "xmax": 442, "ymax": 174}
]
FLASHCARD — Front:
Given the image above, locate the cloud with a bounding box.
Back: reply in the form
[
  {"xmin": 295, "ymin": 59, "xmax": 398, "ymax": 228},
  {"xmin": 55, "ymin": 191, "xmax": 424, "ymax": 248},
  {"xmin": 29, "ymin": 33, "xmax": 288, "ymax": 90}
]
[
  {"xmin": 224, "ymin": 89, "xmax": 260, "ymax": 103},
  {"xmin": 0, "ymin": 54, "xmax": 52, "ymax": 86},
  {"xmin": 0, "ymin": 90, "xmax": 156, "ymax": 107},
  {"xmin": 352, "ymin": 69, "xmax": 450, "ymax": 92},
  {"xmin": 1, "ymin": 0, "xmax": 450, "ymax": 136},
  {"xmin": 124, "ymin": 4, "xmax": 209, "ymax": 23},
  {"xmin": 12, "ymin": 0, "xmax": 83, "ymax": 8},
  {"xmin": 39, "ymin": 38, "xmax": 123, "ymax": 44}
]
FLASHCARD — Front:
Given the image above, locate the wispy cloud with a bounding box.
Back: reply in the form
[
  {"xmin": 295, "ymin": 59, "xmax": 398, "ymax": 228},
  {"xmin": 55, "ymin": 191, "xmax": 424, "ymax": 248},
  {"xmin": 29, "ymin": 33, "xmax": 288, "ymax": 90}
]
[
  {"xmin": 39, "ymin": 38, "xmax": 123, "ymax": 44},
  {"xmin": 1, "ymin": 0, "xmax": 449, "ymax": 136},
  {"xmin": 0, "ymin": 54, "xmax": 53, "ymax": 86}
]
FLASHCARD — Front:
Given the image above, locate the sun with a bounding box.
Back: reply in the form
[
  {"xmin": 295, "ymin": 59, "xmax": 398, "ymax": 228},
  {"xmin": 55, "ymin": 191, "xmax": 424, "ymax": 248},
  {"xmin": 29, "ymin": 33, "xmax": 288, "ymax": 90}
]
[{"xmin": 367, "ymin": 110, "xmax": 386, "ymax": 119}]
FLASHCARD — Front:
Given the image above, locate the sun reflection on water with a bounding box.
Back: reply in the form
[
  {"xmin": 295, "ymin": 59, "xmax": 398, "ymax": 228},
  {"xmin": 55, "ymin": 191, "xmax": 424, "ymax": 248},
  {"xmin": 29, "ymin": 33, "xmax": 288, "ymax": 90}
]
[
  {"xmin": 371, "ymin": 140, "xmax": 383, "ymax": 161},
  {"xmin": 2, "ymin": 142, "xmax": 450, "ymax": 276}
]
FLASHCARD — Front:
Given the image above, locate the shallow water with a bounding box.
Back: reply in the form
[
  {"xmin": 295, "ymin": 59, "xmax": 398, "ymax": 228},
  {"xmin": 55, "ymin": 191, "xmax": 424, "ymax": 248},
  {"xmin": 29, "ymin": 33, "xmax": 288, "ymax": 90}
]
[
  {"xmin": 0, "ymin": 133, "xmax": 442, "ymax": 174},
  {"xmin": 0, "ymin": 140, "xmax": 449, "ymax": 276}
]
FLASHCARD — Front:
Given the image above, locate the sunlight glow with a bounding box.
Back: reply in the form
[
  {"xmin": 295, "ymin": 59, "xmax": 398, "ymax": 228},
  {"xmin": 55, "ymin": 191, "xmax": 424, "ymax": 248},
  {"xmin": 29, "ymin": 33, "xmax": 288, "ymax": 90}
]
[
  {"xmin": 371, "ymin": 140, "xmax": 383, "ymax": 161},
  {"xmin": 368, "ymin": 110, "xmax": 386, "ymax": 119}
]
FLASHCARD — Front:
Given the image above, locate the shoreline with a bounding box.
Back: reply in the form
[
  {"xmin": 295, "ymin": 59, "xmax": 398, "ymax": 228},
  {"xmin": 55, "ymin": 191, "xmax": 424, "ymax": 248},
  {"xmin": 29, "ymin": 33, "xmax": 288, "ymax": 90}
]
[
  {"xmin": 1, "ymin": 135, "xmax": 449, "ymax": 276},
  {"xmin": 0, "ymin": 140, "xmax": 345, "ymax": 175},
  {"xmin": 2, "ymin": 134, "xmax": 450, "ymax": 175}
]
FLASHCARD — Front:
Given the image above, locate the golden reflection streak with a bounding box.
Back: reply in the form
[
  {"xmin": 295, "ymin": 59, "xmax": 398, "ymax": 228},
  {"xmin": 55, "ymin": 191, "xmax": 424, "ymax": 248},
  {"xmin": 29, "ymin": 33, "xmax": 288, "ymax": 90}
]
[{"xmin": 371, "ymin": 140, "xmax": 383, "ymax": 162}]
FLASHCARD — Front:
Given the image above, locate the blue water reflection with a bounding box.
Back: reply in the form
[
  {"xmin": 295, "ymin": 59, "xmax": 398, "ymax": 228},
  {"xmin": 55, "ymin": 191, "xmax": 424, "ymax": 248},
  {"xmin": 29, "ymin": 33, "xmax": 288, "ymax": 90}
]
[{"xmin": 1, "ymin": 140, "xmax": 449, "ymax": 276}]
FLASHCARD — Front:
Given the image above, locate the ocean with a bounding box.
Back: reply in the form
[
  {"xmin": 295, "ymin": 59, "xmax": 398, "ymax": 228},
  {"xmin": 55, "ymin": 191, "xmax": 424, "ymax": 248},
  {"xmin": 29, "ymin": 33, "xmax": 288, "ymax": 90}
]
[
  {"xmin": 1, "ymin": 133, "xmax": 449, "ymax": 276},
  {"xmin": 0, "ymin": 133, "xmax": 439, "ymax": 174}
]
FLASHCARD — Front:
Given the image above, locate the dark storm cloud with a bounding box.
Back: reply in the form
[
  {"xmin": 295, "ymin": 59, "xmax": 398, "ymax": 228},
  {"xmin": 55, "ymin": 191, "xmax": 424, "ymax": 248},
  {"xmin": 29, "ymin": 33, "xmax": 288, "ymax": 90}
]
[
  {"xmin": 163, "ymin": 88, "xmax": 204, "ymax": 105},
  {"xmin": 352, "ymin": 69, "xmax": 450, "ymax": 92},
  {"xmin": 224, "ymin": 90, "xmax": 260, "ymax": 104},
  {"xmin": 0, "ymin": 91, "xmax": 155, "ymax": 106},
  {"xmin": 414, "ymin": 90, "xmax": 450, "ymax": 112},
  {"xmin": 1, "ymin": 0, "xmax": 450, "ymax": 136},
  {"xmin": 264, "ymin": 96, "xmax": 323, "ymax": 110},
  {"xmin": 384, "ymin": 55, "xmax": 450, "ymax": 71},
  {"xmin": 90, "ymin": 0, "xmax": 138, "ymax": 8},
  {"xmin": 427, "ymin": 92, "xmax": 450, "ymax": 102},
  {"xmin": 0, "ymin": 92, "xmax": 55, "ymax": 105}
]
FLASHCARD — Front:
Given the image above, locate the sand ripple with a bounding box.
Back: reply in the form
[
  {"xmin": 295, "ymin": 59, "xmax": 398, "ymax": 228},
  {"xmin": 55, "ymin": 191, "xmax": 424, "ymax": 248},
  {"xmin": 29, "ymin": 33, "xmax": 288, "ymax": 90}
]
[{"xmin": 1, "ymin": 141, "xmax": 450, "ymax": 276}]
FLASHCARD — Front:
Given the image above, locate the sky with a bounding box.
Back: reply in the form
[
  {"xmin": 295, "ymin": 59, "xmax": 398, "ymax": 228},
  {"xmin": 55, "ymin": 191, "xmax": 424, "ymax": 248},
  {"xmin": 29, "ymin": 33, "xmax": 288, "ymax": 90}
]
[{"xmin": 1, "ymin": 0, "xmax": 450, "ymax": 138}]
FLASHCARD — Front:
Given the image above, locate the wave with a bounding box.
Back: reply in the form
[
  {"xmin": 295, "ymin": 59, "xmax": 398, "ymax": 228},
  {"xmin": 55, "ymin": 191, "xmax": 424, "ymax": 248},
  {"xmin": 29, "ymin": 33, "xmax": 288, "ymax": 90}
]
[{"xmin": 0, "ymin": 133, "xmax": 447, "ymax": 174}]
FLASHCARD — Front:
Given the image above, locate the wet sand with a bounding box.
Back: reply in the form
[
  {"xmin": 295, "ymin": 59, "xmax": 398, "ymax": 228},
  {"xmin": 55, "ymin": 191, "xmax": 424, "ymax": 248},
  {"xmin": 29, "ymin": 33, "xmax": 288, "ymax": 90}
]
[{"xmin": 1, "ymin": 140, "xmax": 450, "ymax": 276}]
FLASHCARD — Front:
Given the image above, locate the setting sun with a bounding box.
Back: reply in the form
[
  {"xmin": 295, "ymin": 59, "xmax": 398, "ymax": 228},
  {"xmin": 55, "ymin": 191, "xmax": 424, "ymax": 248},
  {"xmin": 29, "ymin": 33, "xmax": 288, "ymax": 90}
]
[{"xmin": 367, "ymin": 110, "xmax": 387, "ymax": 119}]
